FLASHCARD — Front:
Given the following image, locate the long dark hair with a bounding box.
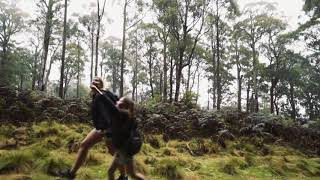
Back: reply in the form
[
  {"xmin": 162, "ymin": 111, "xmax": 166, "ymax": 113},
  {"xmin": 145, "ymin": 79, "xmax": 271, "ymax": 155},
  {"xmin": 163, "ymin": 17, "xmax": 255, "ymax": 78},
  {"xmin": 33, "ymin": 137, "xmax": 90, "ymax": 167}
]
[{"xmin": 120, "ymin": 97, "xmax": 135, "ymax": 120}]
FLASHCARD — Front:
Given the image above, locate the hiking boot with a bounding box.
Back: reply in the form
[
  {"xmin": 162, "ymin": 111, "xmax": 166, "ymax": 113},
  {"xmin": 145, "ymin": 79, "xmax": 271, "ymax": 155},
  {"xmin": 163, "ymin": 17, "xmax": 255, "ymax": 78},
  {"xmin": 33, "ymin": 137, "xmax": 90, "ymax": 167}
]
[
  {"xmin": 117, "ymin": 175, "xmax": 128, "ymax": 180},
  {"xmin": 56, "ymin": 169, "xmax": 76, "ymax": 179}
]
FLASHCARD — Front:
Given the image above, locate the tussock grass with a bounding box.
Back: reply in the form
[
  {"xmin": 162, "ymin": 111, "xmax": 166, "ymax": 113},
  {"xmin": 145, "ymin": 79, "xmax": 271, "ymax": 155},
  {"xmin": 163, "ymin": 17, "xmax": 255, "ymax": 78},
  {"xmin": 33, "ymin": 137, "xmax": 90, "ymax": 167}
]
[
  {"xmin": 0, "ymin": 122, "xmax": 319, "ymax": 179},
  {"xmin": 220, "ymin": 157, "xmax": 247, "ymax": 175},
  {"xmin": 84, "ymin": 153, "xmax": 104, "ymax": 166},
  {"xmin": 0, "ymin": 151, "xmax": 33, "ymax": 173},
  {"xmin": 153, "ymin": 159, "xmax": 185, "ymax": 179},
  {"xmin": 37, "ymin": 156, "xmax": 71, "ymax": 175},
  {"xmin": 145, "ymin": 135, "xmax": 164, "ymax": 149}
]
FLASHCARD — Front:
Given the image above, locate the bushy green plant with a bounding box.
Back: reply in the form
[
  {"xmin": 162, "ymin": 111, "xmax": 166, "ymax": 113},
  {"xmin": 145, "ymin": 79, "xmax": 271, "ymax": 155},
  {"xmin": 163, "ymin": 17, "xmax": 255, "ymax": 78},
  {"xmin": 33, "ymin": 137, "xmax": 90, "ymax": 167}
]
[
  {"xmin": 244, "ymin": 154, "xmax": 255, "ymax": 167},
  {"xmin": 38, "ymin": 157, "xmax": 71, "ymax": 175},
  {"xmin": 220, "ymin": 158, "xmax": 247, "ymax": 175},
  {"xmin": 0, "ymin": 151, "xmax": 33, "ymax": 173},
  {"xmin": 181, "ymin": 91, "xmax": 198, "ymax": 108},
  {"xmin": 154, "ymin": 159, "xmax": 185, "ymax": 179},
  {"xmin": 84, "ymin": 153, "xmax": 103, "ymax": 166},
  {"xmin": 145, "ymin": 135, "xmax": 164, "ymax": 149}
]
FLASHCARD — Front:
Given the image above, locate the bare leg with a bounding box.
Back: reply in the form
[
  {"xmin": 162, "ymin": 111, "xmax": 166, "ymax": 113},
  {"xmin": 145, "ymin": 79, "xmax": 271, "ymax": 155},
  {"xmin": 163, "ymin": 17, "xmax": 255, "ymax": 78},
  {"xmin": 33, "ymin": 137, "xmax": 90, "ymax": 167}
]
[
  {"xmin": 108, "ymin": 157, "xmax": 119, "ymax": 180},
  {"xmin": 126, "ymin": 161, "xmax": 145, "ymax": 180},
  {"xmin": 70, "ymin": 129, "xmax": 104, "ymax": 174},
  {"xmin": 105, "ymin": 139, "xmax": 126, "ymax": 177},
  {"xmin": 119, "ymin": 165, "xmax": 126, "ymax": 178}
]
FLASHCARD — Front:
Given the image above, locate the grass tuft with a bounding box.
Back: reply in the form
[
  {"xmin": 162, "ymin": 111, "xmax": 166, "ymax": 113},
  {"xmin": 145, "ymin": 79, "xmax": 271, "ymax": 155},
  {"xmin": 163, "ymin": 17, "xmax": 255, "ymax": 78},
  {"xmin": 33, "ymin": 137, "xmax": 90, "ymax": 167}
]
[
  {"xmin": 145, "ymin": 135, "xmax": 164, "ymax": 149},
  {"xmin": 0, "ymin": 151, "xmax": 33, "ymax": 173},
  {"xmin": 154, "ymin": 159, "xmax": 185, "ymax": 179}
]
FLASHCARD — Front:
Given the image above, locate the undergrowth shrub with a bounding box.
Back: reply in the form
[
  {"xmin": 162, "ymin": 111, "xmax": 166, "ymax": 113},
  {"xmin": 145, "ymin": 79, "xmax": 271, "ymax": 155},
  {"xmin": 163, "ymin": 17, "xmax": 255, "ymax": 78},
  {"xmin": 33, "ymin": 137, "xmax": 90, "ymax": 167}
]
[
  {"xmin": 43, "ymin": 137, "xmax": 62, "ymax": 149},
  {"xmin": 220, "ymin": 158, "xmax": 247, "ymax": 175},
  {"xmin": 181, "ymin": 91, "xmax": 198, "ymax": 109},
  {"xmin": 38, "ymin": 157, "xmax": 71, "ymax": 175},
  {"xmin": 144, "ymin": 156, "xmax": 157, "ymax": 165},
  {"xmin": 0, "ymin": 151, "xmax": 33, "ymax": 173},
  {"xmin": 145, "ymin": 135, "xmax": 164, "ymax": 149},
  {"xmin": 244, "ymin": 154, "xmax": 255, "ymax": 167},
  {"xmin": 84, "ymin": 153, "xmax": 103, "ymax": 166},
  {"xmin": 154, "ymin": 159, "xmax": 185, "ymax": 179}
]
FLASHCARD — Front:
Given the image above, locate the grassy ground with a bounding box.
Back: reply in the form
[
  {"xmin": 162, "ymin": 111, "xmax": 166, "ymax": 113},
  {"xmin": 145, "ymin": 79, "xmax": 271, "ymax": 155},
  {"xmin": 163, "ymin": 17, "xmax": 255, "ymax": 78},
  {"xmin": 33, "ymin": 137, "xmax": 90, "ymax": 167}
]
[{"xmin": 0, "ymin": 121, "xmax": 320, "ymax": 180}]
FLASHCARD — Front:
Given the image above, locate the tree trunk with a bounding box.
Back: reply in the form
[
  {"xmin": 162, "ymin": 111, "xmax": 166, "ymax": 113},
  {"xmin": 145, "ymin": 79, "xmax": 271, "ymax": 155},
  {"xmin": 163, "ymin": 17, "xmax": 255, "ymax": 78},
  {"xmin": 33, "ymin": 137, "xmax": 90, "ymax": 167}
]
[
  {"xmin": 148, "ymin": 52, "xmax": 154, "ymax": 98},
  {"xmin": 270, "ymin": 79, "xmax": 276, "ymax": 114},
  {"xmin": 40, "ymin": 0, "xmax": 54, "ymax": 91},
  {"xmin": 169, "ymin": 56, "xmax": 174, "ymax": 103},
  {"xmin": 112, "ymin": 62, "xmax": 117, "ymax": 92},
  {"xmin": 216, "ymin": 0, "xmax": 222, "ymax": 110},
  {"xmin": 252, "ymin": 45, "xmax": 259, "ymax": 112},
  {"xmin": 77, "ymin": 38, "xmax": 80, "ymax": 98},
  {"xmin": 44, "ymin": 55, "xmax": 54, "ymax": 91},
  {"xmin": 235, "ymin": 40, "xmax": 241, "ymax": 112},
  {"xmin": 44, "ymin": 44, "xmax": 59, "ymax": 91},
  {"xmin": 32, "ymin": 47, "xmax": 39, "ymax": 90},
  {"xmin": 59, "ymin": 0, "xmax": 67, "ymax": 98},
  {"xmin": 90, "ymin": 31, "xmax": 94, "ymax": 82},
  {"xmin": 186, "ymin": 60, "xmax": 192, "ymax": 92},
  {"xmin": 132, "ymin": 28, "xmax": 138, "ymax": 101},
  {"xmin": 174, "ymin": 47, "xmax": 184, "ymax": 102},
  {"xmin": 162, "ymin": 35, "xmax": 168, "ymax": 102},
  {"xmin": 246, "ymin": 80, "xmax": 250, "ymax": 113},
  {"xmin": 120, "ymin": 0, "xmax": 128, "ymax": 97},
  {"xmin": 237, "ymin": 73, "xmax": 242, "ymax": 112},
  {"xmin": 196, "ymin": 71, "xmax": 200, "ymax": 104},
  {"xmin": 274, "ymin": 96, "xmax": 279, "ymax": 115},
  {"xmin": 289, "ymin": 82, "xmax": 296, "ymax": 119},
  {"xmin": 174, "ymin": 63, "xmax": 182, "ymax": 102},
  {"xmin": 211, "ymin": 30, "xmax": 216, "ymax": 109},
  {"xmin": 20, "ymin": 74, "xmax": 23, "ymax": 91}
]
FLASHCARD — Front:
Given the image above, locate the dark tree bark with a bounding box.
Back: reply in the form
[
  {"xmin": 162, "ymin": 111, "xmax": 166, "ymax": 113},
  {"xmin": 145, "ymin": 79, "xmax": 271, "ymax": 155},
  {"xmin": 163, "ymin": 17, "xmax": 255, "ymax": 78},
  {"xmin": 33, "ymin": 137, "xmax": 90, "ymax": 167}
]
[
  {"xmin": 148, "ymin": 52, "xmax": 154, "ymax": 98},
  {"xmin": 172, "ymin": 0, "xmax": 205, "ymax": 102},
  {"xmin": 162, "ymin": 31, "xmax": 168, "ymax": 101},
  {"xmin": 246, "ymin": 80, "xmax": 251, "ymax": 113},
  {"xmin": 40, "ymin": 0, "xmax": 54, "ymax": 91},
  {"xmin": 289, "ymin": 82, "xmax": 296, "ymax": 119},
  {"xmin": 120, "ymin": 0, "xmax": 128, "ymax": 97},
  {"xmin": 44, "ymin": 43, "xmax": 60, "ymax": 91},
  {"xmin": 270, "ymin": 78, "xmax": 279, "ymax": 114},
  {"xmin": 90, "ymin": 31, "xmax": 94, "ymax": 82},
  {"xmin": 210, "ymin": 29, "xmax": 217, "ymax": 109},
  {"xmin": 215, "ymin": 0, "xmax": 222, "ymax": 110},
  {"xmin": 77, "ymin": 38, "xmax": 81, "ymax": 98},
  {"xmin": 234, "ymin": 39, "xmax": 242, "ymax": 112},
  {"xmin": 169, "ymin": 56, "xmax": 174, "ymax": 103},
  {"xmin": 32, "ymin": 46, "xmax": 40, "ymax": 90},
  {"xmin": 59, "ymin": 0, "xmax": 67, "ymax": 98},
  {"xmin": 95, "ymin": 0, "xmax": 107, "ymax": 77}
]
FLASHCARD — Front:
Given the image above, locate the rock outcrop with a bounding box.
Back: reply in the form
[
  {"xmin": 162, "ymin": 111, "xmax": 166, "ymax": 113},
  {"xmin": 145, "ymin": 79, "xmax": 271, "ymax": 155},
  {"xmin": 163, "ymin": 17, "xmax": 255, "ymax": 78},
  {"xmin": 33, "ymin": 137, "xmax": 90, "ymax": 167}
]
[{"xmin": 1, "ymin": 86, "xmax": 320, "ymax": 153}]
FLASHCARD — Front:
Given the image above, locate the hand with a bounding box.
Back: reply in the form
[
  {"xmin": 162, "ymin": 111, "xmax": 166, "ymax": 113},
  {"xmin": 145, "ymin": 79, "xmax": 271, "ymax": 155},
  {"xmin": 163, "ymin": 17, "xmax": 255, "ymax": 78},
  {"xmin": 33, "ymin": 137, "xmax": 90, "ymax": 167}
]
[{"xmin": 90, "ymin": 84, "xmax": 102, "ymax": 95}]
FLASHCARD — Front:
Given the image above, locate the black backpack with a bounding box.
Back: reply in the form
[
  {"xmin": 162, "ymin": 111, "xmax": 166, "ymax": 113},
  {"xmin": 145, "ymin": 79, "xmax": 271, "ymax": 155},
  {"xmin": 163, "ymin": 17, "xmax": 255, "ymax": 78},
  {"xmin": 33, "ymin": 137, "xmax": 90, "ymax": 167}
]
[{"xmin": 124, "ymin": 124, "xmax": 143, "ymax": 156}]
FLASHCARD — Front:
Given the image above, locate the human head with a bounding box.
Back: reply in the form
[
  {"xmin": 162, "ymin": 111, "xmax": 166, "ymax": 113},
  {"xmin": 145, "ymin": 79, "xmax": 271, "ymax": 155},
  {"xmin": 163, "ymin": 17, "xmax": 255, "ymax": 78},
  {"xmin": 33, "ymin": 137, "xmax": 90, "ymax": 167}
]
[
  {"xmin": 91, "ymin": 77, "xmax": 104, "ymax": 90},
  {"xmin": 116, "ymin": 97, "xmax": 135, "ymax": 119},
  {"xmin": 90, "ymin": 77, "xmax": 105, "ymax": 96}
]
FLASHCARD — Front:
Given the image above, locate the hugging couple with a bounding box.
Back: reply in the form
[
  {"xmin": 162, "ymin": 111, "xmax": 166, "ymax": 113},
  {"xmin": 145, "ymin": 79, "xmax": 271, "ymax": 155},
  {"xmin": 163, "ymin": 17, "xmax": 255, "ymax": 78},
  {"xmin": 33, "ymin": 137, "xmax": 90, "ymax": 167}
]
[{"xmin": 58, "ymin": 77, "xmax": 145, "ymax": 180}]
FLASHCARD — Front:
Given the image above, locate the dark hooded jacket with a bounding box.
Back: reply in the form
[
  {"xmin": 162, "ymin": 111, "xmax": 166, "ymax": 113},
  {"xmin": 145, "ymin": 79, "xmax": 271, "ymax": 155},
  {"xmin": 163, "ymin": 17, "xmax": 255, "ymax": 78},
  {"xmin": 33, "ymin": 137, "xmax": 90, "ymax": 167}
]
[
  {"xmin": 91, "ymin": 90, "xmax": 119, "ymax": 130},
  {"xmin": 96, "ymin": 94, "xmax": 137, "ymax": 150}
]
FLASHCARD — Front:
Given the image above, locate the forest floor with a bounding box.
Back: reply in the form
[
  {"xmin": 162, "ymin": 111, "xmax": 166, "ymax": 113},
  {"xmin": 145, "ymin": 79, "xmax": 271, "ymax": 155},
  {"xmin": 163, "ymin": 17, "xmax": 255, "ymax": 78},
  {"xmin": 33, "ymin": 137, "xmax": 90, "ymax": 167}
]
[{"xmin": 0, "ymin": 121, "xmax": 320, "ymax": 180}]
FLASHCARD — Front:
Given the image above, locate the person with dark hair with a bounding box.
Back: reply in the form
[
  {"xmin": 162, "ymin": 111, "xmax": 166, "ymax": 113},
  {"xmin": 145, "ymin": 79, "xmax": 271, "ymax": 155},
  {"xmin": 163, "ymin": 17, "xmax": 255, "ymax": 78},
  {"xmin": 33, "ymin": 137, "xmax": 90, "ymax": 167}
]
[
  {"xmin": 90, "ymin": 84, "xmax": 145, "ymax": 180},
  {"xmin": 58, "ymin": 77, "xmax": 127, "ymax": 180}
]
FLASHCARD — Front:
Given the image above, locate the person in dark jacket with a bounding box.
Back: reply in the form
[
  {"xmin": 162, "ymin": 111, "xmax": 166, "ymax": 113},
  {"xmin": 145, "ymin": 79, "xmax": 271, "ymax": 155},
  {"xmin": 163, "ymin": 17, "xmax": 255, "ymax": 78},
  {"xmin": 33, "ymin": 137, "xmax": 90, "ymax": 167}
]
[
  {"xmin": 58, "ymin": 77, "xmax": 127, "ymax": 180},
  {"xmin": 91, "ymin": 84, "xmax": 144, "ymax": 180}
]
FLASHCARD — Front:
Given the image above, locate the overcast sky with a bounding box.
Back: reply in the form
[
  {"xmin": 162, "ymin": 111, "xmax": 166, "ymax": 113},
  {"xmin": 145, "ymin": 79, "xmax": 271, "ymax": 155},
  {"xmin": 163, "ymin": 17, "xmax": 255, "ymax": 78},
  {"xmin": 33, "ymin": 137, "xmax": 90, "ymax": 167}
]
[{"xmin": 16, "ymin": 0, "xmax": 306, "ymax": 107}]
